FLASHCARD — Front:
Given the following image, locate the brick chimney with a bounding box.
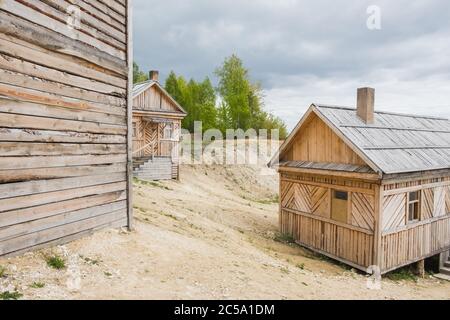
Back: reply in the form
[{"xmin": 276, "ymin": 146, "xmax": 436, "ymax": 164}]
[
  {"xmin": 149, "ymin": 70, "xmax": 159, "ymax": 82},
  {"xmin": 357, "ymin": 87, "xmax": 375, "ymax": 124}
]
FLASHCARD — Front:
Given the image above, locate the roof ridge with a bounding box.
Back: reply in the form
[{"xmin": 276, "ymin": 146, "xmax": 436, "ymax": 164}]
[
  {"xmin": 315, "ymin": 104, "xmax": 449, "ymax": 121},
  {"xmin": 133, "ymin": 80, "xmax": 155, "ymax": 88}
]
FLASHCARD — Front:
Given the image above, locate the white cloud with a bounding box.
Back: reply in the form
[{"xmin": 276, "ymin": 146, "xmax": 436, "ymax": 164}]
[{"xmin": 134, "ymin": 0, "xmax": 450, "ymax": 131}]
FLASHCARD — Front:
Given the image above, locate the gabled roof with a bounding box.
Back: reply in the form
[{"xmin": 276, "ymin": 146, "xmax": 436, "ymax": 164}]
[
  {"xmin": 270, "ymin": 104, "xmax": 450, "ymax": 175},
  {"xmin": 132, "ymin": 80, "xmax": 187, "ymax": 115}
]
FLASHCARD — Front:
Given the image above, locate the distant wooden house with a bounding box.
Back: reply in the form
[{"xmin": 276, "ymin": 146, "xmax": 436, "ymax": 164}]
[
  {"xmin": 0, "ymin": 0, "xmax": 132, "ymax": 256},
  {"xmin": 132, "ymin": 71, "xmax": 187, "ymax": 180},
  {"xmin": 270, "ymin": 88, "xmax": 450, "ymax": 274}
]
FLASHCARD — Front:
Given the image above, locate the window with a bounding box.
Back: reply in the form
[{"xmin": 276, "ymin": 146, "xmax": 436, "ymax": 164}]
[
  {"xmin": 407, "ymin": 191, "xmax": 420, "ymax": 222},
  {"xmin": 164, "ymin": 123, "xmax": 173, "ymax": 139},
  {"xmin": 132, "ymin": 122, "xmax": 137, "ymax": 138},
  {"xmin": 331, "ymin": 190, "xmax": 349, "ymax": 223}
]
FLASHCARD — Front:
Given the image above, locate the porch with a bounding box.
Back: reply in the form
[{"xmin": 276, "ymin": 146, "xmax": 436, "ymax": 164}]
[{"xmin": 132, "ymin": 116, "xmax": 181, "ymax": 180}]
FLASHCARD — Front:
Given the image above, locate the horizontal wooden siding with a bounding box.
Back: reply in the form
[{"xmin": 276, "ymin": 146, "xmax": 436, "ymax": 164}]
[{"xmin": 0, "ymin": 0, "xmax": 131, "ymax": 256}]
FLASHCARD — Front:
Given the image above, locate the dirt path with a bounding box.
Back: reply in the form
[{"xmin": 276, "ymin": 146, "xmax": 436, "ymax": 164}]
[{"xmin": 1, "ymin": 164, "xmax": 449, "ymax": 300}]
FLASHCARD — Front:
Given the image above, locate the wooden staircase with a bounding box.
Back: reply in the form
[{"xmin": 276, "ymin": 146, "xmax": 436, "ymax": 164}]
[
  {"xmin": 133, "ymin": 156, "xmax": 173, "ymax": 181},
  {"xmin": 435, "ymin": 251, "xmax": 450, "ymax": 281},
  {"xmin": 440, "ymin": 254, "xmax": 450, "ymax": 276}
]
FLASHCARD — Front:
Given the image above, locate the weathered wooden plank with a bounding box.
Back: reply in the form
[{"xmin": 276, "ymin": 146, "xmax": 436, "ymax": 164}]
[
  {"xmin": 0, "ymin": 141, "xmax": 126, "ymax": 156},
  {"xmin": 3, "ymin": 217, "xmax": 126, "ymax": 258},
  {"xmin": 18, "ymin": 0, "xmax": 126, "ymax": 49},
  {"xmin": 82, "ymin": 0, "xmax": 126, "ymax": 25},
  {"xmin": 41, "ymin": 0, "xmax": 126, "ymax": 43},
  {"xmin": 0, "ymin": 53, "xmax": 126, "ymax": 99},
  {"xmin": 0, "ymin": 83, "xmax": 125, "ymax": 117},
  {"xmin": 0, "ymin": 0, "xmax": 126, "ymax": 60},
  {"xmin": 98, "ymin": 0, "xmax": 127, "ymax": 16},
  {"xmin": 0, "ymin": 172, "xmax": 125, "ymax": 199},
  {"xmin": 0, "ymin": 96, "xmax": 125, "ymax": 126},
  {"xmin": 0, "ymin": 128, "xmax": 125, "ymax": 144},
  {"xmin": 0, "ymin": 201, "xmax": 127, "ymax": 241},
  {"xmin": 0, "ymin": 209, "xmax": 127, "ymax": 255},
  {"xmin": 0, "ymin": 33, "xmax": 126, "ymax": 88},
  {"xmin": 125, "ymin": 0, "xmax": 133, "ymax": 229},
  {"xmin": 0, "ymin": 181, "xmax": 126, "ymax": 212},
  {"xmin": 0, "ymin": 10, "xmax": 127, "ymax": 75},
  {"xmin": 0, "ymin": 191, "xmax": 126, "ymax": 228},
  {"xmin": 0, "ymin": 163, "xmax": 126, "ymax": 184},
  {"xmin": 0, "ymin": 154, "xmax": 126, "ymax": 170},
  {"xmin": 0, "ymin": 112, "xmax": 126, "ymax": 135},
  {"xmin": 65, "ymin": 0, "xmax": 126, "ymax": 32}
]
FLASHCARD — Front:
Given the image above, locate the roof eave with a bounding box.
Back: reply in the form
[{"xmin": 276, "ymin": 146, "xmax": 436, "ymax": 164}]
[
  {"xmin": 268, "ymin": 105, "xmax": 316, "ymax": 167},
  {"xmin": 269, "ymin": 104, "xmax": 384, "ymax": 178},
  {"xmin": 313, "ymin": 104, "xmax": 384, "ymax": 176}
]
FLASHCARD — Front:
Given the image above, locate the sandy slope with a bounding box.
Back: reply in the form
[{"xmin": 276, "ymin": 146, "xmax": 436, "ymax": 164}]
[{"xmin": 0, "ymin": 164, "xmax": 449, "ymax": 300}]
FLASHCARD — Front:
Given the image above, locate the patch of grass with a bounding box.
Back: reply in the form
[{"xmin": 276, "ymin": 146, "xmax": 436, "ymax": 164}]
[
  {"xmin": 104, "ymin": 272, "xmax": 113, "ymax": 277},
  {"xmin": 386, "ymin": 268, "xmax": 418, "ymax": 282},
  {"xmin": 0, "ymin": 291, "xmax": 23, "ymax": 300},
  {"xmin": 0, "ymin": 265, "xmax": 7, "ymax": 278},
  {"xmin": 256, "ymin": 194, "xmax": 280, "ymax": 205},
  {"xmin": 30, "ymin": 282, "xmax": 45, "ymax": 289},
  {"xmin": 296, "ymin": 263, "xmax": 305, "ymax": 270},
  {"xmin": 161, "ymin": 212, "xmax": 180, "ymax": 221},
  {"xmin": 133, "ymin": 178, "xmax": 172, "ymax": 190},
  {"xmin": 274, "ymin": 233, "xmax": 296, "ymax": 244},
  {"xmin": 280, "ymin": 267, "xmax": 290, "ymax": 274},
  {"xmin": 83, "ymin": 257, "xmax": 101, "ymax": 265},
  {"xmin": 45, "ymin": 255, "xmax": 66, "ymax": 270}
]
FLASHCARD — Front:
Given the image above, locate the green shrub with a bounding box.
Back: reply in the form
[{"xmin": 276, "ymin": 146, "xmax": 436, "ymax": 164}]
[
  {"xmin": 30, "ymin": 282, "xmax": 45, "ymax": 289},
  {"xmin": 274, "ymin": 233, "xmax": 295, "ymax": 244},
  {"xmin": 386, "ymin": 268, "xmax": 418, "ymax": 282},
  {"xmin": 0, "ymin": 291, "xmax": 23, "ymax": 300},
  {"xmin": 0, "ymin": 266, "xmax": 7, "ymax": 278},
  {"xmin": 45, "ymin": 255, "xmax": 66, "ymax": 270}
]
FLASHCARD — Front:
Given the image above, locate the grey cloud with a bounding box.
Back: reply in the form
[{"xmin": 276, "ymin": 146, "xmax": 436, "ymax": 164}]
[{"xmin": 134, "ymin": 0, "xmax": 450, "ymax": 130}]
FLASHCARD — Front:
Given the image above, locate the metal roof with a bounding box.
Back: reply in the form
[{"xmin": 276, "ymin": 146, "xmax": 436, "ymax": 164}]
[
  {"xmin": 271, "ymin": 104, "xmax": 450, "ymax": 175},
  {"xmin": 132, "ymin": 80, "xmax": 156, "ymax": 97}
]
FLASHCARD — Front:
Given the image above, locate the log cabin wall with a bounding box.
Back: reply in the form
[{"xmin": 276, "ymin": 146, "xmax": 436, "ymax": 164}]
[
  {"xmin": 380, "ymin": 176, "xmax": 450, "ymax": 272},
  {"xmin": 0, "ymin": 0, "xmax": 132, "ymax": 256},
  {"xmin": 279, "ymin": 171, "xmax": 378, "ymax": 270}
]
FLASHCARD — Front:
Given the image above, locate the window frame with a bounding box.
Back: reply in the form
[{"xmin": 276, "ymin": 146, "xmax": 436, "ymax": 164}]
[
  {"xmin": 132, "ymin": 122, "xmax": 137, "ymax": 138},
  {"xmin": 163, "ymin": 123, "xmax": 174, "ymax": 140},
  {"xmin": 407, "ymin": 191, "xmax": 421, "ymax": 223},
  {"xmin": 330, "ymin": 189, "xmax": 350, "ymax": 224}
]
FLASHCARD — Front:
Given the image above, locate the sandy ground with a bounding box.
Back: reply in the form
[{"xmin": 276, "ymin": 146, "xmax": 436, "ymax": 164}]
[{"xmin": 0, "ymin": 164, "xmax": 449, "ymax": 300}]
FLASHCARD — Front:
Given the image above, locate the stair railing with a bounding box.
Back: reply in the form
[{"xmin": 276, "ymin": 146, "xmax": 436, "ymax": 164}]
[
  {"xmin": 133, "ymin": 140, "xmax": 178, "ymax": 161},
  {"xmin": 132, "ymin": 141, "xmax": 157, "ymax": 159}
]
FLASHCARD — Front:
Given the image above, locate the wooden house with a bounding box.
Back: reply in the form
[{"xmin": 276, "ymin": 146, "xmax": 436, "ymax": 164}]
[
  {"xmin": 132, "ymin": 71, "xmax": 187, "ymax": 180},
  {"xmin": 269, "ymin": 88, "xmax": 450, "ymax": 274},
  {"xmin": 0, "ymin": 0, "xmax": 132, "ymax": 256}
]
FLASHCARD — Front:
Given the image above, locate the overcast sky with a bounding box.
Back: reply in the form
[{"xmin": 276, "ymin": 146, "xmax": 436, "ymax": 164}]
[{"xmin": 134, "ymin": 0, "xmax": 450, "ymax": 130}]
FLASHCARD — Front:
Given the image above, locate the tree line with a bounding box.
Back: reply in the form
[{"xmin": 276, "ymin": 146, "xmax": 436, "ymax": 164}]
[{"xmin": 133, "ymin": 55, "xmax": 287, "ymax": 139}]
